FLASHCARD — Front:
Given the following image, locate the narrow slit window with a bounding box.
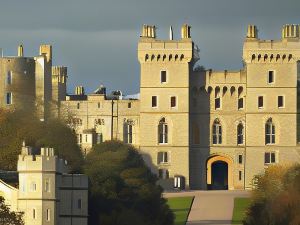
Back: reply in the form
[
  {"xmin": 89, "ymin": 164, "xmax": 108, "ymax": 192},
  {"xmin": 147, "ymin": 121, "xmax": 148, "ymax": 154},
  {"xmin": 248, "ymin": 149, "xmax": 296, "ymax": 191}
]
[
  {"xmin": 152, "ymin": 96, "xmax": 157, "ymax": 107},
  {"xmin": 161, "ymin": 71, "xmax": 167, "ymax": 83},
  {"xmin": 6, "ymin": 92, "xmax": 12, "ymax": 105},
  {"xmin": 278, "ymin": 96, "xmax": 284, "ymax": 108},
  {"xmin": 258, "ymin": 96, "xmax": 264, "ymax": 108},
  {"xmin": 170, "ymin": 96, "xmax": 176, "ymax": 108},
  {"xmin": 268, "ymin": 71, "xmax": 274, "ymax": 84}
]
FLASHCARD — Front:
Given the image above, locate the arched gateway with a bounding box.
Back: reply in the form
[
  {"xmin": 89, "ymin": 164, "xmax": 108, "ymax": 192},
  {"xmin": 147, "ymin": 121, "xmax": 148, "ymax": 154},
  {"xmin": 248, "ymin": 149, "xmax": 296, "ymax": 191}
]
[{"xmin": 206, "ymin": 155, "xmax": 234, "ymax": 190}]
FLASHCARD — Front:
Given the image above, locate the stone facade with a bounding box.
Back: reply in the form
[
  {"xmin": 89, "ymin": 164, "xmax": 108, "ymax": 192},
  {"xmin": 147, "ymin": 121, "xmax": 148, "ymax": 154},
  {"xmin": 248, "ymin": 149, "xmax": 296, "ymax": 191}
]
[
  {"xmin": 61, "ymin": 24, "xmax": 300, "ymax": 190},
  {"xmin": 0, "ymin": 144, "xmax": 88, "ymax": 225}
]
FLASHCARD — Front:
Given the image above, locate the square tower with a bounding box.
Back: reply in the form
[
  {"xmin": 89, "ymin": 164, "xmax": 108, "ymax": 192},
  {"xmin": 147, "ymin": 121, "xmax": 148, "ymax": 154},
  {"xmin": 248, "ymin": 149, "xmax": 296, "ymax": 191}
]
[{"xmin": 138, "ymin": 24, "xmax": 196, "ymax": 189}]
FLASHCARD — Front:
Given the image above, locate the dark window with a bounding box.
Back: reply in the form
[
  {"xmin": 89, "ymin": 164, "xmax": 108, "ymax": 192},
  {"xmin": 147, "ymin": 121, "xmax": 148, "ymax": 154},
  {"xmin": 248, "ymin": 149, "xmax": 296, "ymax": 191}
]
[
  {"xmin": 152, "ymin": 96, "xmax": 157, "ymax": 107},
  {"xmin": 157, "ymin": 152, "xmax": 168, "ymax": 164},
  {"xmin": 78, "ymin": 199, "xmax": 82, "ymax": 209},
  {"xmin": 238, "ymin": 155, "xmax": 243, "ymax": 164},
  {"xmin": 215, "ymin": 88, "xmax": 221, "ymax": 109},
  {"xmin": 265, "ymin": 152, "xmax": 276, "ymax": 164},
  {"xmin": 77, "ymin": 102, "xmax": 80, "ymax": 109},
  {"xmin": 268, "ymin": 71, "xmax": 274, "ymax": 84},
  {"xmin": 97, "ymin": 102, "xmax": 101, "ymax": 108},
  {"xmin": 124, "ymin": 124, "xmax": 133, "ymax": 144},
  {"xmin": 258, "ymin": 96, "xmax": 264, "ymax": 108},
  {"xmin": 96, "ymin": 133, "xmax": 103, "ymax": 144},
  {"xmin": 170, "ymin": 96, "xmax": 176, "ymax": 108},
  {"xmin": 128, "ymin": 102, "xmax": 132, "ymax": 108},
  {"xmin": 238, "ymin": 98, "xmax": 244, "ymax": 109},
  {"xmin": 278, "ymin": 96, "xmax": 284, "ymax": 108},
  {"xmin": 237, "ymin": 123, "xmax": 244, "ymax": 144},
  {"xmin": 158, "ymin": 169, "xmax": 169, "ymax": 179},
  {"xmin": 6, "ymin": 92, "xmax": 12, "ymax": 104},
  {"xmin": 239, "ymin": 171, "xmax": 242, "ymax": 181},
  {"xmin": 161, "ymin": 71, "xmax": 167, "ymax": 83},
  {"xmin": 7, "ymin": 71, "xmax": 12, "ymax": 85}
]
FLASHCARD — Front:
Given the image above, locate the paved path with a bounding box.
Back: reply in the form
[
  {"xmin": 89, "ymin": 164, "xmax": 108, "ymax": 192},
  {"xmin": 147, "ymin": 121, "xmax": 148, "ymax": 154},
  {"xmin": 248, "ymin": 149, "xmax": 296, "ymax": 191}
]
[{"xmin": 164, "ymin": 190, "xmax": 250, "ymax": 225}]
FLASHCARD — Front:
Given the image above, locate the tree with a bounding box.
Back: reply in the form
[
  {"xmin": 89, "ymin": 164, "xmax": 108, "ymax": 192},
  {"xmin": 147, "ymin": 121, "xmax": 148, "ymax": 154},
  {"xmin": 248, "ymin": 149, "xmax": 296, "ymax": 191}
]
[
  {"xmin": 244, "ymin": 164, "xmax": 300, "ymax": 225},
  {"xmin": 0, "ymin": 109, "xmax": 83, "ymax": 172},
  {"xmin": 0, "ymin": 196, "xmax": 24, "ymax": 225},
  {"xmin": 84, "ymin": 141, "xmax": 174, "ymax": 225}
]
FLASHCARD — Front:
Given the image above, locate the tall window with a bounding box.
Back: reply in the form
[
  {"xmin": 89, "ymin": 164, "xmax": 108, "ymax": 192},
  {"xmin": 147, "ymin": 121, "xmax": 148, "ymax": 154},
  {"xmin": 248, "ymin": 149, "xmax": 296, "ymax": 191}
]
[
  {"xmin": 238, "ymin": 154, "xmax": 243, "ymax": 164},
  {"xmin": 6, "ymin": 92, "xmax": 12, "ymax": 105},
  {"xmin": 96, "ymin": 133, "xmax": 103, "ymax": 144},
  {"xmin": 268, "ymin": 71, "xmax": 274, "ymax": 84},
  {"xmin": 157, "ymin": 152, "xmax": 168, "ymax": 164},
  {"xmin": 161, "ymin": 71, "xmax": 167, "ymax": 83},
  {"xmin": 278, "ymin": 96, "xmax": 284, "ymax": 108},
  {"xmin": 170, "ymin": 96, "xmax": 176, "ymax": 108},
  {"xmin": 258, "ymin": 96, "xmax": 264, "ymax": 108},
  {"xmin": 128, "ymin": 102, "xmax": 132, "ymax": 108},
  {"xmin": 237, "ymin": 123, "xmax": 244, "ymax": 145},
  {"xmin": 124, "ymin": 122, "xmax": 133, "ymax": 144},
  {"xmin": 46, "ymin": 209, "xmax": 50, "ymax": 221},
  {"xmin": 238, "ymin": 87, "xmax": 244, "ymax": 110},
  {"xmin": 265, "ymin": 152, "xmax": 276, "ymax": 164},
  {"xmin": 265, "ymin": 118, "xmax": 275, "ymax": 144},
  {"xmin": 45, "ymin": 180, "xmax": 50, "ymax": 192},
  {"xmin": 77, "ymin": 102, "xmax": 80, "ymax": 109},
  {"xmin": 78, "ymin": 199, "xmax": 82, "ymax": 209},
  {"xmin": 158, "ymin": 118, "xmax": 168, "ymax": 144},
  {"xmin": 212, "ymin": 119, "xmax": 222, "ymax": 144},
  {"xmin": 192, "ymin": 124, "xmax": 200, "ymax": 144},
  {"xmin": 215, "ymin": 87, "xmax": 221, "ymax": 109},
  {"xmin": 30, "ymin": 182, "xmax": 37, "ymax": 192},
  {"xmin": 7, "ymin": 71, "xmax": 12, "ymax": 85},
  {"xmin": 152, "ymin": 96, "xmax": 157, "ymax": 107},
  {"xmin": 33, "ymin": 209, "xmax": 36, "ymax": 219}
]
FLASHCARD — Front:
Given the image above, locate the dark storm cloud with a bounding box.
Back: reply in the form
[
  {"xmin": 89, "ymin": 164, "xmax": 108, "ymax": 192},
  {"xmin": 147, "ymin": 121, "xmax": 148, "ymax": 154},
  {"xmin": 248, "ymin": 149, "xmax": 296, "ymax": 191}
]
[{"xmin": 0, "ymin": 0, "xmax": 299, "ymax": 93}]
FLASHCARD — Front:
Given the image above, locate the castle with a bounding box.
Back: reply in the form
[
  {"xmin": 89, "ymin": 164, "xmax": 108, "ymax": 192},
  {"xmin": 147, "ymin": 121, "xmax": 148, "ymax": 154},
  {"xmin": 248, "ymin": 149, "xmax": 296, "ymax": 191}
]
[
  {"xmin": 0, "ymin": 143, "xmax": 88, "ymax": 225},
  {"xmin": 1, "ymin": 24, "xmax": 300, "ymax": 190}
]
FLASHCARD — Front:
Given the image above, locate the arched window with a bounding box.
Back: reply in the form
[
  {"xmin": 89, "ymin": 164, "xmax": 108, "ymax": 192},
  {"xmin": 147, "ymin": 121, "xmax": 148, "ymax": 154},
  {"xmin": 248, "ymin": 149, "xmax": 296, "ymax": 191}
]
[
  {"xmin": 237, "ymin": 123, "xmax": 244, "ymax": 145},
  {"xmin": 158, "ymin": 118, "xmax": 168, "ymax": 144},
  {"xmin": 265, "ymin": 118, "xmax": 275, "ymax": 144},
  {"xmin": 124, "ymin": 120, "xmax": 133, "ymax": 144},
  {"xmin": 212, "ymin": 119, "xmax": 222, "ymax": 144}
]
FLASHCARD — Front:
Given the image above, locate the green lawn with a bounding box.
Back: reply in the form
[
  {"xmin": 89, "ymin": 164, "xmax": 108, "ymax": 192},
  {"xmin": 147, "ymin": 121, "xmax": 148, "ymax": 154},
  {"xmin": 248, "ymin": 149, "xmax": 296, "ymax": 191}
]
[
  {"xmin": 167, "ymin": 196, "xmax": 194, "ymax": 225},
  {"xmin": 232, "ymin": 198, "xmax": 251, "ymax": 225}
]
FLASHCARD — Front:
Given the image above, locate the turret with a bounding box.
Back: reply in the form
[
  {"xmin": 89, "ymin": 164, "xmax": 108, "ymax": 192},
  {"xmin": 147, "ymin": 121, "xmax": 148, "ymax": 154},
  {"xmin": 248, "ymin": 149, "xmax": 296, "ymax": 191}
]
[
  {"xmin": 282, "ymin": 24, "xmax": 300, "ymax": 39},
  {"xmin": 75, "ymin": 86, "xmax": 85, "ymax": 95},
  {"xmin": 17, "ymin": 44, "xmax": 24, "ymax": 57},
  {"xmin": 181, "ymin": 24, "xmax": 191, "ymax": 39},
  {"xmin": 246, "ymin": 25, "xmax": 258, "ymax": 39},
  {"xmin": 39, "ymin": 44, "xmax": 52, "ymax": 62},
  {"xmin": 141, "ymin": 24, "xmax": 156, "ymax": 38}
]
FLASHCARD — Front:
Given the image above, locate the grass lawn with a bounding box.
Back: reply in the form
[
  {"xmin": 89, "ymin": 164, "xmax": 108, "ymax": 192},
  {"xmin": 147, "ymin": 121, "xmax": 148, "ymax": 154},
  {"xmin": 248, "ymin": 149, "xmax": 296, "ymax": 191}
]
[
  {"xmin": 167, "ymin": 196, "xmax": 194, "ymax": 225},
  {"xmin": 232, "ymin": 198, "xmax": 251, "ymax": 225}
]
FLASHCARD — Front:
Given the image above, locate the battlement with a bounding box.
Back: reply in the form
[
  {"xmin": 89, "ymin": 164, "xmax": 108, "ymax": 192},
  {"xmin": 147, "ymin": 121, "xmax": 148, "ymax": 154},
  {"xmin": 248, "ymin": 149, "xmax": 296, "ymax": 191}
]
[
  {"xmin": 138, "ymin": 24, "xmax": 194, "ymax": 63},
  {"xmin": 205, "ymin": 70, "xmax": 246, "ymax": 85},
  {"xmin": 18, "ymin": 143, "xmax": 68, "ymax": 173},
  {"xmin": 75, "ymin": 86, "xmax": 85, "ymax": 95},
  {"xmin": 52, "ymin": 66, "xmax": 67, "ymax": 83},
  {"xmin": 243, "ymin": 24, "xmax": 300, "ymax": 62},
  {"xmin": 39, "ymin": 44, "xmax": 52, "ymax": 62}
]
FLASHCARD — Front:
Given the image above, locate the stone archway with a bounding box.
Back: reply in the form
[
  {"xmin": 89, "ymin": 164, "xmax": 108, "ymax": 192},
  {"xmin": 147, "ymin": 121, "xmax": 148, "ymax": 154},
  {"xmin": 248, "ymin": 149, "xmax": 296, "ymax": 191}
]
[{"xmin": 207, "ymin": 155, "xmax": 234, "ymax": 190}]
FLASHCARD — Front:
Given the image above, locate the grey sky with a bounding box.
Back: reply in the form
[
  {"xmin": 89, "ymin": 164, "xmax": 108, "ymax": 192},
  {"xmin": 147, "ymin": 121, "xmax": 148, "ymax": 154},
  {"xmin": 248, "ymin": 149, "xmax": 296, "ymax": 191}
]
[{"xmin": 0, "ymin": 0, "xmax": 299, "ymax": 94}]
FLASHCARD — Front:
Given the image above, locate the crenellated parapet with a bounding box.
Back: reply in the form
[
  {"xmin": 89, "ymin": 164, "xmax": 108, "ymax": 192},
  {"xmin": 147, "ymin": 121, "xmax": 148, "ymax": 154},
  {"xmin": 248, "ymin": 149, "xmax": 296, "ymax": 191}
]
[
  {"xmin": 243, "ymin": 24, "xmax": 300, "ymax": 62},
  {"xmin": 52, "ymin": 66, "xmax": 67, "ymax": 83},
  {"xmin": 138, "ymin": 24, "xmax": 195, "ymax": 63}
]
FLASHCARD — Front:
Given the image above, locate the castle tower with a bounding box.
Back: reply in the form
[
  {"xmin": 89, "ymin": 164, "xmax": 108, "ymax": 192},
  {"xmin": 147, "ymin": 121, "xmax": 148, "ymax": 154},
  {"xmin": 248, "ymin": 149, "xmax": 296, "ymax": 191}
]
[
  {"xmin": 138, "ymin": 24, "xmax": 196, "ymax": 189},
  {"xmin": 0, "ymin": 45, "xmax": 36, "ymax": 111},
  {"xmin": 35, "ymin": 44, "xmax": 53, "ymax": 121},
  {"xmin": 243, "ymin": 24, "xmax": 300, "ymax": 189},
  {"xmin": 17, "ymin": 144, "xmax": 67, "ymax": 225},
  {"xmin": 52, "ymin": 66, "xmax": 67, "ymax": 116}
]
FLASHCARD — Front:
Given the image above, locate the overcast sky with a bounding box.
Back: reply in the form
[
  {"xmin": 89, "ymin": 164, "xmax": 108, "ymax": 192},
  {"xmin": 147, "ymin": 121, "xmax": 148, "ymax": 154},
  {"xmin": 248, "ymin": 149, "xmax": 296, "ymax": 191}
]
[{"xmin": 0, "ymin": 0, "xmax": 299, "ymax": 94}]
